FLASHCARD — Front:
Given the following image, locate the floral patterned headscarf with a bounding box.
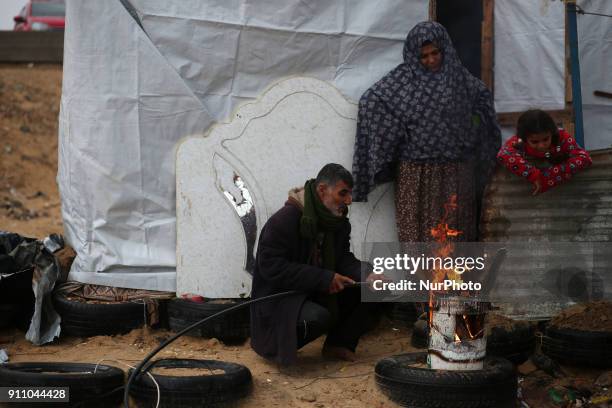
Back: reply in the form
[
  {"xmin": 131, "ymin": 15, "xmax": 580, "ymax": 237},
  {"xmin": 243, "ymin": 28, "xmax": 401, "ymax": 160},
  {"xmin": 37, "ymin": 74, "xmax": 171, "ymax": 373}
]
[{"xmin": 352, "ymin": 21, "xmax": 501, "ymax": 202}]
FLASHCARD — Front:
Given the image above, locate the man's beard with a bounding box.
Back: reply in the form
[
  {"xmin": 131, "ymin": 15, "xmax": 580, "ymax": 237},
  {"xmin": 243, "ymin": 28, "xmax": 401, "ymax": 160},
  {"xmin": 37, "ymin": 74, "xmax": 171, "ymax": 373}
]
[{"xmin": 323, "ymin": 198, "xmax": 347, "ymax": 217}]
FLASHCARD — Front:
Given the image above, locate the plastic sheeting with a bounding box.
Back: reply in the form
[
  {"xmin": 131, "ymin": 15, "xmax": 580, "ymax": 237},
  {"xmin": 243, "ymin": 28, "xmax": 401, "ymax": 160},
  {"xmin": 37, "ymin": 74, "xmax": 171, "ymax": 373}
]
[
  {"xmin": 494, "ymin": 0, "xmax": 566, "ymax": 113},
  {"xmin": 59, "ymin": 0, "xmax": 612, "ymax": 291},
  {"xmin": 59, "ymin": 0, "xmax": 427, "ymax": 291},
  {"xmin": 577, "ymin": 0, "xmax": 612, "ymax": 150},
  {"xmin": 495, "ymin": 0, "xmax": 612, "ymax": 151}
]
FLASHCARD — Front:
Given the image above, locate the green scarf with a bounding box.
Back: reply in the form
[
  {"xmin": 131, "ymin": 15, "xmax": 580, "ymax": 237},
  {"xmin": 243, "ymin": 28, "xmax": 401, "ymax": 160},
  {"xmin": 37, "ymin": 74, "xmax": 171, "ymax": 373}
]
[{"xmin": 300, "ymin": 179, "xmax": 346, "ymax": 270}]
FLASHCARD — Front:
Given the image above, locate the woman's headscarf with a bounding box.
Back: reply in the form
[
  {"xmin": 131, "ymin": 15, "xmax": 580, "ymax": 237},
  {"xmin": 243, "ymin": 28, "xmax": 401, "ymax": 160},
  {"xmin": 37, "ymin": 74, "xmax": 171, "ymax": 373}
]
[{"xmin": 352, "ymin": 21, "xmax": 501, "ymax": 202}]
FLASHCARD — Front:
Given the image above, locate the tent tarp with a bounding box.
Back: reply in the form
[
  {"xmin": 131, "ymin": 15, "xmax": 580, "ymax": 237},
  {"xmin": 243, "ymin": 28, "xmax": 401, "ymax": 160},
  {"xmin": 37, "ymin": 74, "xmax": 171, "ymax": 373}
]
[{"xmin": 59, "ymin": 0, "xmax": 612, "ymax": 291}]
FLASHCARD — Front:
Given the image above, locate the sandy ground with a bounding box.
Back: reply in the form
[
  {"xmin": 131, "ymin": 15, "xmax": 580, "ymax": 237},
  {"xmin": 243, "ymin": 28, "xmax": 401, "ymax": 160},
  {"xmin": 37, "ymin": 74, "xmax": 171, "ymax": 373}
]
[
  {"xmin": 2, "ymin": 64, "xmax": 611, "ymax": 408},
  {"xmin": 1, "ymin": 322, "xmax": 410, "ymax": 407},
  {"xmin": 0, "ymin": 63, "xmax": 63, "ymax": 239}
]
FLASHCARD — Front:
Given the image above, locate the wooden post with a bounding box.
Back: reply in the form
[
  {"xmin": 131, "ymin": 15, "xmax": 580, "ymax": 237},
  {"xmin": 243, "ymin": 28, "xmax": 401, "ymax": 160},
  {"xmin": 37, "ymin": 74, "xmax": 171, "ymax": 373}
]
[
  {"xmin": 429, "ymin": 0, "xmax": 437, "ymax": 21},
  {"xmin": 564, "ymin": 2, "xmax": 572, "ymax": 106},
  {"xmin": 481, "ymin": 0, "xmax": 494, "ymax": 90},
  {"xmin": 565, "ymin": 0, "xmax": 585, "ymax": 146}
]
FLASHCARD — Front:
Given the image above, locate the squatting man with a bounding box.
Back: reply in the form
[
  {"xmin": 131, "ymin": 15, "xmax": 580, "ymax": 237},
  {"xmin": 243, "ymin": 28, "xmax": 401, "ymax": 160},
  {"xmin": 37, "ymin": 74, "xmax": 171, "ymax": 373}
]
[{"xmin": 250, "ymin": 163, "xmax": 382, "ymax": 364}]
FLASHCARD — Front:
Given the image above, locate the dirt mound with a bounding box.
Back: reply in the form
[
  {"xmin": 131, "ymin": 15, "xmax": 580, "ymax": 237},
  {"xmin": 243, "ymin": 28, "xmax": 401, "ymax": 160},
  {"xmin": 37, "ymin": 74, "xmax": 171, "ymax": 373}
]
[
  {"xmin": 550, "ymin": 301, "xmax": 612, "ymax": 332},
  {"xmin": 485, "ymin": 312, "xmax": 529, "ymax": 335},
  {"xmin": 0, "ymin": 63, "xmax": 63, "ymax": 239}
]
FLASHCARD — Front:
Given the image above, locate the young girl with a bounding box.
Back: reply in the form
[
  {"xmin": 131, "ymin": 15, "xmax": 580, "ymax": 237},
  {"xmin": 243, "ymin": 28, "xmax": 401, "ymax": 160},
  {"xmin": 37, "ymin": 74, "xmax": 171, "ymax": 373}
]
[{"xmin": 497, "ymin": 109, "xmax": 592, "ymax": 195}]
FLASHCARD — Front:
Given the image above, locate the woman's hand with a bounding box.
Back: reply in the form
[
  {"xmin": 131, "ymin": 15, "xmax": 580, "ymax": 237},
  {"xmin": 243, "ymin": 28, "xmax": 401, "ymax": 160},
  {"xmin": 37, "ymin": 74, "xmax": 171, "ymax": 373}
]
[{"xmin": 532, "ymin": 179, "xmax": 542, "ymax": 195}]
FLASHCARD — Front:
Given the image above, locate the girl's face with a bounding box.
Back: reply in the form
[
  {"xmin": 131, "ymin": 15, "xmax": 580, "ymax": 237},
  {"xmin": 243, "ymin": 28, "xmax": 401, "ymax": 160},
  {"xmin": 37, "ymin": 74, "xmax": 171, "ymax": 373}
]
[{"xmin": 526, "ymin": 132, "xmax": 552, "ymax": 152}]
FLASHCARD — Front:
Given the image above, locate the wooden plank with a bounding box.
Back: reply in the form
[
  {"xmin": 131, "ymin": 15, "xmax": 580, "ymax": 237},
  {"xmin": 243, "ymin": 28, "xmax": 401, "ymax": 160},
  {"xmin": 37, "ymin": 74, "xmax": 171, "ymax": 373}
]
[
  {"xmin": 481, "ymin": 0, "xmax": 494, "ymax": 90},
  {"xmin": 429, "ymin": 0, "xmax": 437, "ymax": 21},
  {"xmin": 0, "ymin": 32, "xmax": 63, "ymax": 62},
  {"xmin": 565, "ymin": 3, "xmax": 572, "ymax": 105},
  {"xmin": 497, "ymin": 109, "xmax": 573, "ymax": 128}
]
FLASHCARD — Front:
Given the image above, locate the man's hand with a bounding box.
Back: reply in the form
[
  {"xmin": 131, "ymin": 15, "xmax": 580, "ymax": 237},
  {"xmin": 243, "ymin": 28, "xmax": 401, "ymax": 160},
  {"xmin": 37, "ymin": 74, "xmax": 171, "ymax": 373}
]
[
  {"xmin": 329, "ymin": 273, "xmax": 355, "ymax": 294},
  {"xmin": 532, "ymin": 179, "xmax": 542, "ymax": 196}
]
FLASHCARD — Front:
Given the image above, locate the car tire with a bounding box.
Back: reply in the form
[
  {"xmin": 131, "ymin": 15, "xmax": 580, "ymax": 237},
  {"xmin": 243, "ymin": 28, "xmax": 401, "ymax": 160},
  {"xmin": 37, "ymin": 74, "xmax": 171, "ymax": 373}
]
[
  {"xmin": 0, "ymin": 362, "xmax": 124, "ymax": 407},
  {"xmin": 167, "ymin": 298, "xmax": 250, "ymax": 344},
  {"xmin": 487, "ymin": 322, "xmax": 536, "ymax": 365},
  {"xmin": 129, "ymin": 358, "xmax": 252, "ymax": 407},
  {"xmin": 411, "ymin": 319, "xmax": 429, "ymax": 349},
  {"xmin": 53, "ymin": 291, "xmax": 145, "ymax": 337},
  {"xmin": 542, "ymin": 325, "xmax": 612, "ymax": 368},
  {"xmin": 375, "ymin": 352, "xmax": 517, "ymax": 408}
]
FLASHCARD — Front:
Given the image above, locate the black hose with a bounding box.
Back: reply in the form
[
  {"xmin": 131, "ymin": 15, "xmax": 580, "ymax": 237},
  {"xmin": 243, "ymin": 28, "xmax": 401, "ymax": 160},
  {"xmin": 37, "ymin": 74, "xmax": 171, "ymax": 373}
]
[{"xmin": 123, "ymin": 289, "xmax": 302, "ymax": 407}]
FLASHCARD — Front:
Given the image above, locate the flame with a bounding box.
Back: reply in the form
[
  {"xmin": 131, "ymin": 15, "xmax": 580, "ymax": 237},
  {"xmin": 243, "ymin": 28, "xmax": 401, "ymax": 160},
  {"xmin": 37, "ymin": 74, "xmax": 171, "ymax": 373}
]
[
  {"xmin": 454, "ymin": 314, "xmax": 485, "ymax": 342},
  {"xmin": 454, "ymin": 333, "xmax": 461, "ymax": 343},
  {"xmin": 428, "ymin": 194, "xmax": 463, "ymax": 327}
]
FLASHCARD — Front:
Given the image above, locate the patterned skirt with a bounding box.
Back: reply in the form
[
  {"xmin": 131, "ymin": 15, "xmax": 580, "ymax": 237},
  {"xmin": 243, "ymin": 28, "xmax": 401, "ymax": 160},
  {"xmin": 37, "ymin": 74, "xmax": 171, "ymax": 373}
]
[{"xmin": 395, "ymin": 161, "xmax": 477, "ymax": 242}]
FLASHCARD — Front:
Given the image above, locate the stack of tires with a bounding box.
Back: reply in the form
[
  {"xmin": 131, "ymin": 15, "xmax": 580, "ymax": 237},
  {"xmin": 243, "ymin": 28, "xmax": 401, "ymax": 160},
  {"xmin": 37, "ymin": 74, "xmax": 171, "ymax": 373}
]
[{"xmin": 167, "ymin": 298, "xmax": 250, "ymax": 344}]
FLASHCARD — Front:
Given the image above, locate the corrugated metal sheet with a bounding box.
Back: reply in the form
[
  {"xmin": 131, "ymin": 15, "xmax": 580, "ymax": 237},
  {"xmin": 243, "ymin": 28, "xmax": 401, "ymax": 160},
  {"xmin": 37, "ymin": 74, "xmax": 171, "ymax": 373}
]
[
  {"xmin": 481, "ymin": 148, "xmax": 612, "ymax": 242},
  {"xmin": 481, "ymin": 148, "xmax": 612, "ymax": 319}
]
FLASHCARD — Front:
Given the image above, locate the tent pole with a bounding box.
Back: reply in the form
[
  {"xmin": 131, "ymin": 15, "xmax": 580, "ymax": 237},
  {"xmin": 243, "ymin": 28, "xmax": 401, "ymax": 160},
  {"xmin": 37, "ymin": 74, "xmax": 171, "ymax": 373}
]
[{"xmin": 566, "ymin": 1, "xmax": 585, "ymax": 147}]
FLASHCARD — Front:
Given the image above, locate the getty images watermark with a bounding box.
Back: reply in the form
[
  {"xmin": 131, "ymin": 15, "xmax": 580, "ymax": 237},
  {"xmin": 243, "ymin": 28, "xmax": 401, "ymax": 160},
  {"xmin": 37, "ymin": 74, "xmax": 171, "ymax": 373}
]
[
  {"xmin": 370, "ymin": 253, "xmax": 485, "ymax": 291},
  {"xmin": 360, "ymin": 242, "xmax": 612, "ymax": 303}
]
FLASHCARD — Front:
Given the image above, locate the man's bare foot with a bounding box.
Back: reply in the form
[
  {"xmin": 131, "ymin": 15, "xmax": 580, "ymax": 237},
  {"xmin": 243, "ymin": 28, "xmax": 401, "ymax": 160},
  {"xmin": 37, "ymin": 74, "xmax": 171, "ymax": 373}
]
[{"xmin": 322, "ymin": 345, "xmax": 356, "ymax": 362}]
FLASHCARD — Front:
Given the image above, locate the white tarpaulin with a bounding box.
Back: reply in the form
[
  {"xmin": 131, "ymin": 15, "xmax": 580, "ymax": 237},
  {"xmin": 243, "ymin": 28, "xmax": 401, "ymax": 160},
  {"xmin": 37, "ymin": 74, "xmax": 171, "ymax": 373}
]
[
  {"xmin": 577, "ymin": 0, "xmax": 612, "ymax": 150},
  {"xmin": 494, "ymin": 0, "xmax": 566, "ymax": 113},
  {"xmin": 59, "ymin": 0, "xmax": 612, "ymax": 291}
]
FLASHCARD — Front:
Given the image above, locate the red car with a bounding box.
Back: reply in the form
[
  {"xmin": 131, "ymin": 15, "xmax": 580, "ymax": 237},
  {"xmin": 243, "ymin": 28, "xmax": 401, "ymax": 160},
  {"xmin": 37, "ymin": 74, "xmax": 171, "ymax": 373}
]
[{"xmin": 13, "ymin": 0, "xmax": 65, "ymax": 31}]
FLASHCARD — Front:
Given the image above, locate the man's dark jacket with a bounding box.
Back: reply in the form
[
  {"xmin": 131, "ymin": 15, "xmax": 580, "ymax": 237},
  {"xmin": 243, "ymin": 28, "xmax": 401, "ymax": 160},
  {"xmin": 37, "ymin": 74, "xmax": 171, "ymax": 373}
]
[{"xmin": 250, "ymin": 199, "xmax": 362, "ymax": 365}]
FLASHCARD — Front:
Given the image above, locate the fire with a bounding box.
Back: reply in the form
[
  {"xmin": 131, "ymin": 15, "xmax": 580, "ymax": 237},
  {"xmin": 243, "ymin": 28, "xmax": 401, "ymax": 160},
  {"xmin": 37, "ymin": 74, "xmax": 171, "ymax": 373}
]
[
  {"xmin": 429, "ymin": 194, "xmax": 461, "ymax": 243},
  {"xmin": 428, "ymin": 194, "xmax": 463, "ymax": 325},
  {"xmin": 426, "ymin": 195, "xmax": 488, "ymax": 367},
  {"xmin": 455, "ymin": 313, "xmax": 485, "ymax": 341}
]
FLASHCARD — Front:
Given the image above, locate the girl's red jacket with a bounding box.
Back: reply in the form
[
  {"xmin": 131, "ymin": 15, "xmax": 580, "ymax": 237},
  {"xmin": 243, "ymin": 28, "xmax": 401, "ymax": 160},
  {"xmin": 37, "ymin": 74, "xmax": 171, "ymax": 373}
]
[{"xmin": 496, "ymin": 129, "xmax": 592, "ymax": 193}]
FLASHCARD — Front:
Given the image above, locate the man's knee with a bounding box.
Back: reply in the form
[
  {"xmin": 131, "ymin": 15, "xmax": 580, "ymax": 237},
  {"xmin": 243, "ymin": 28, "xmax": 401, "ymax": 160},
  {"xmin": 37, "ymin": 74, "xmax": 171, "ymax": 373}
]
[
  {"xmin": 299, "ymin": 301, "xmax": 334, "ymax": 332},
  {"xmin": 296, "ymin": 301, "xmax": 335, "ymax": 349}
]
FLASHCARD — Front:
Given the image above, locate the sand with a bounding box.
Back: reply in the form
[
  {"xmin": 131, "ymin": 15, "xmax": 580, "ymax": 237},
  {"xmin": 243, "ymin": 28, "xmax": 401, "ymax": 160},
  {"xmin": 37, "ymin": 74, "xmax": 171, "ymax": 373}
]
[
  {"xmin": 0, "ymin": 63, "xmax": 63, "ymax": 239},
  {"xmin": 1, "ymin": 322, "xmax": 410, "ymax": 407}
]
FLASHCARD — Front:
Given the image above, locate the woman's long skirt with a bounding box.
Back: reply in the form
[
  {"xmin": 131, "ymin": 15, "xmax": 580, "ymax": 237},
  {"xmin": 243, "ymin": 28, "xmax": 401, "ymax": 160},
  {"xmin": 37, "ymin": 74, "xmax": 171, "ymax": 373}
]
[{"xmin": 395, "ymin": 161, "xmax": 478, "ymax": 243}]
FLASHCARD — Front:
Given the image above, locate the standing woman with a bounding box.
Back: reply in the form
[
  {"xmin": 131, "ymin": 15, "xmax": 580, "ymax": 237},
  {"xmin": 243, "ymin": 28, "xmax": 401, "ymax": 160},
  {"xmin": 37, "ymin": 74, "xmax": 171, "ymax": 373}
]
[{"xmin": 352, "ymin": 21, "xmax": 501, "ymax": 242}]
